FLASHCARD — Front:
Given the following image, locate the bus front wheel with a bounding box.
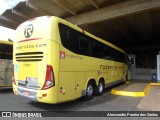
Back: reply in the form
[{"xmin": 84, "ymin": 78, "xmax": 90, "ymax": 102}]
[{"xmin": 83, "ymin": 81, "xmax": 94, "ymax": 100}]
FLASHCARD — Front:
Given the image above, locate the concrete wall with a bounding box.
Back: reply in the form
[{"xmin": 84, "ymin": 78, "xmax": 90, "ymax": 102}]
[{"xmin": 131, "ymin": 66, "xmax": 157, "ymax": 81}]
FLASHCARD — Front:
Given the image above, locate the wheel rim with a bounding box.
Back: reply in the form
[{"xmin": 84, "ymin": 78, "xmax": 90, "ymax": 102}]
[
  {"xmin": 98, "ymin": 82, "xmax": 103, "ymax": 93},
  {"xmin": 86, "ymin": 84, "xmax": 93, "ymax": 97}
]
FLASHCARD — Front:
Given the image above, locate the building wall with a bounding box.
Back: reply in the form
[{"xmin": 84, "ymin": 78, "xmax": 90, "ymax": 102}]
[{"xmin": 130, "ymin": 66, "xmax": 157, "ymax": 81}]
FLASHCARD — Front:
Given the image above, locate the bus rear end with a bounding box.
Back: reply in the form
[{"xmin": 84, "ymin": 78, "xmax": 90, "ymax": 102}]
[
  {"xmin": 0, "ymin": 41, "xmax": 13, "ymax": 88},
  {"xmin": 13, "ymin": 16, "xmax": 59, "ymax": 104}
]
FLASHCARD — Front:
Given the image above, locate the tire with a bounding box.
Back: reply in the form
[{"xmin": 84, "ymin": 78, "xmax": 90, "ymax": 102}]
[
  {"xmin": 83, "ymin": 81, "xmax": 94, "ymax": 100},
  {"xmin": 95, "ymin": 80, "xmax": 104, "ymax": 96}
]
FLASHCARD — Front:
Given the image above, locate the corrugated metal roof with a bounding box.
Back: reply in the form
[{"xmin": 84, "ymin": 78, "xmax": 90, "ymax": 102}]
[
  {"xmin": 0, "ymin": 0, "xmax": 160, "ymax": 50},
  {"xmin": 0, "ymin": 0, "xmax": 25, "ymax": 15}
]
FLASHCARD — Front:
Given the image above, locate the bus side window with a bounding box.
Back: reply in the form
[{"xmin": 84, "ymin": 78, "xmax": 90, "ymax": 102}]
[
  {"xmin": 113, "ymin": 50, "xmax": 121, "ymax": 62},
  {"xmin": 0, "ymin": 44, "xmax": 12, "ymax": 60},
  {"xmin": 68, "ymin": 27, "xmax": 79, "ymax": 53},
  {"xmin": 0, "ymin": 53, "xmax": 12, "ymax": 60},
  {"xmin": 93, "ymin": 42, "xmax": 103, "ymax": 58},
  {"xmin": 114, "ymin": 50, "xmax": 121, "ymax": 62},
  {"xmin": 110, "ymin": 49, "xmax": 115, "ymax": 61},
  {"xmin": 59, "ymin": 23, "xmax": 68, "ymax": 47},
  {"xmin": 59, "ymin": 23, "xmax": 79, "ymax": 54},
  {"xmin": 123, "ymin": 54, "xmax": 127, "ymax": 63},
  {"xmin": 103, "ymin": 46, "xmax": 112, "ymax": 60},
  {"xmin": 79, "ymin": 35, "xmax": 89, "ymax": 56},
  {"xmin": 113, "ymin": 50, "xmax": 126, "ymax": 63}
]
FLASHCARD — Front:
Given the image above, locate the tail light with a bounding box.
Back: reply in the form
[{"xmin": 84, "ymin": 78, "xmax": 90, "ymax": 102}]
[
  {"xmin": 12, "ymin": 64, "xmax": 16, "ymax": 85},
  {"xmin": 42, "ymin": 65, "xmax": 55, "ymax": 90}
]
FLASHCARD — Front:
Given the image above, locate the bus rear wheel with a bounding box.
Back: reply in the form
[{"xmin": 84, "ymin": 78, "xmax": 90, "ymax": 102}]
[
  {"xmin": 95, "ymin": 80, "xmax": 104, "ymax": 95},
  {"xmin": 83, "ymin": 81, "xmax": 94, "ymax": 100}
]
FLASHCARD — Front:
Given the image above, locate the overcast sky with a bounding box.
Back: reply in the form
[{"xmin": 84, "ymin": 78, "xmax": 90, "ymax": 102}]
[
  {"xmin": 0, "ymin": 26, "xmax": 15, "ymax": 41},
  {"xmin": 0, "ymin": 0, "xmax": 25, "ymax": 41}
]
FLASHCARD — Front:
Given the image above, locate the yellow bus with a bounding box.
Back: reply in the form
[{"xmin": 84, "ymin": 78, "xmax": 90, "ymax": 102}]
[
  {"xmin": 0, "ymin": 40, "xmax": 13, "ymax": 88},
  {"xmin": 13, "ymin": 16, "xmax": 129, "ymax": 104}
]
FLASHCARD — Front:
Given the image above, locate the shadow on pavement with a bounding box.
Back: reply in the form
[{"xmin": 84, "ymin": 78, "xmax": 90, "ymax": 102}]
[
  {"xmin": 28, "ymin": 82, "xmax": 125, "ymax": 111},
  {"xmin": 0, "ymin": 87, "xmax": 13, "ymax": 94}
]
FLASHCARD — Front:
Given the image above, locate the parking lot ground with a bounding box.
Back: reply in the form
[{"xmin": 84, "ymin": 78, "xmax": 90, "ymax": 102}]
[
  {"xmin": 137, "ymin": 86, "xmax": 160, "ymax": 111},
  {"xmin": 0, "ymin": 83, "xmax": 142, "ymax": 111},
  {"xmin": 1, "ymin": 82, "xmax": 160, "ymax": 120}
]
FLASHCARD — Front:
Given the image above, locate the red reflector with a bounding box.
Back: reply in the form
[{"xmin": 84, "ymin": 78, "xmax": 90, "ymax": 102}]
[{"xmin": 42, "ymin": 94, "xmax": 47, "ymax": 97}]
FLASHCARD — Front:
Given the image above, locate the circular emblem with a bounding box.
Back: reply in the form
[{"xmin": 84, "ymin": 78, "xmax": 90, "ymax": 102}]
[{"xmin": 24, "ymin": 24, "xmax": 33, "ymax": 38}]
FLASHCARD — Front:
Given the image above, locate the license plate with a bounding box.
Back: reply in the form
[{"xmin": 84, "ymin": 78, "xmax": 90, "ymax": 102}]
[{"xmin": 23, "ymin": 91, "xmax": 30, "ymax": 96}]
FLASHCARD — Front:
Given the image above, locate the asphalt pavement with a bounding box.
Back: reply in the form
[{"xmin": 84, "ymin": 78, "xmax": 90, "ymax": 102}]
[{"xmin": 0, "ymin": 83, "xmax": 159, "ymax": 120}]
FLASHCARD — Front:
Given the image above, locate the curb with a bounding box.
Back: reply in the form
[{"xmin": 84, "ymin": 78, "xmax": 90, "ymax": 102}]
[{"xmin": 111, "ymin": 83, "xmax": 160, "ymax": 97}]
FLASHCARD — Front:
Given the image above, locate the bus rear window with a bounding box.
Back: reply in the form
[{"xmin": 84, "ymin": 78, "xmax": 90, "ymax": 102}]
[{"xmin": 0, "ymin": 44, "xmax": 13, "ymax": 59}]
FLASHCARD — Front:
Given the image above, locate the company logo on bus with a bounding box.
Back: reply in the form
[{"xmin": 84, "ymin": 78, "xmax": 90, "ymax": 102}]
[{"xmin": 24, "ymin": 24, "xmax": 33, "ymax": 38}]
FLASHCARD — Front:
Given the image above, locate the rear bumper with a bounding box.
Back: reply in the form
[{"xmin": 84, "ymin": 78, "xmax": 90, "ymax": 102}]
[
  {"xmin": 17, "ymin": 86, "xmax": 38, "ymax": 102},
  {"xmin": 12, "ymin": 84, "xmax": 57, "ymax": 104}
]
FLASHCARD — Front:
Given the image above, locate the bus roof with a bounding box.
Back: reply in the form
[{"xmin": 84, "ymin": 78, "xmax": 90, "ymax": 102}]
[
  {"xmin": 16, "ymin": 15, "xmax": 126, "ymax": 54},
  {"xmin": 0, "ymin": 40, "xmax": 13, "ymax": 45}
]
